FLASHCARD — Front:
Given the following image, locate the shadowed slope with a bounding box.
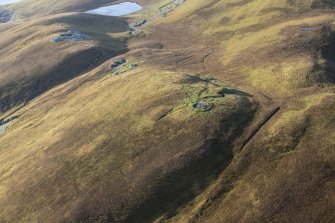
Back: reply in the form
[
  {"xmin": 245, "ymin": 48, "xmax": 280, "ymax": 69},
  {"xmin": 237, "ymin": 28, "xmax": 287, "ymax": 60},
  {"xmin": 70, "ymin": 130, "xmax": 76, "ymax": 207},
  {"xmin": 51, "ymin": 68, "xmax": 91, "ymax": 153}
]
[
  {"xmin": 0, "ymin": 64, "xmax": 255, "ymax": 222},
  {"xmin": 0, "ymin": 0, "xmax": 334, "ymax": 222},
  {"xmin": 138, "ymin": 0, "xmax": 335, "ymax": 222},
  {"xmin": 0, "ymin": 13, "xmax": 129, "ymax": 114}
]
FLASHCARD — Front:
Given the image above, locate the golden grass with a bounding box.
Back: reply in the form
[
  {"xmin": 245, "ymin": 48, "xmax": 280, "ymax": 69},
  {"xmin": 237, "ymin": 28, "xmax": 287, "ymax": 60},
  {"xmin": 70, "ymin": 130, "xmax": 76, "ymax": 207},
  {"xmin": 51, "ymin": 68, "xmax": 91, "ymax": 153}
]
[
  {"xmin": 1, "ymin": 0, "xmax": 335, "ymax": 222},
  {"xmin": 0, "ymin": 61, "xmax": 254, "ymax": 222},
  {"xmin": 0, "ymin": 12, "xmax": 129, "ymax": 114}
]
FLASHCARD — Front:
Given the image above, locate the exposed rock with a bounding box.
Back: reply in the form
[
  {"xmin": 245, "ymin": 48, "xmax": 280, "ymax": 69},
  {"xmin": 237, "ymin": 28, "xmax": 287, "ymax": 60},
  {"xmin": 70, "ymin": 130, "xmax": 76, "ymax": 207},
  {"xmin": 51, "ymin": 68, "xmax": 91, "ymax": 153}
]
[
  {"xmin": 192, "ymin": 100, "xmax": 211, "ymax": 111},
  {"xmin": 158, "ymin": 0, "xmax": 186, "ymax": 17},
  {"xmin": 129, "ymin": 19, "xmax": 148, "ymax": 36},
  {"xmin": 130, "ymin": 19, "xmax": 147, "ymax": 30},
  {"xmin": 51, "ymin": 30, "xmax": 91, "ymax": 43},
  {"xmin": 0, "ymin": 7, "xmax": 14, "ymax": 23},
  {"xmin": 111, "ymin": 59, "xmax": 126, "ymax": 70},
  {"xmin": 128, "ymin": 0, "xmax": 187, "ymax": 37}
]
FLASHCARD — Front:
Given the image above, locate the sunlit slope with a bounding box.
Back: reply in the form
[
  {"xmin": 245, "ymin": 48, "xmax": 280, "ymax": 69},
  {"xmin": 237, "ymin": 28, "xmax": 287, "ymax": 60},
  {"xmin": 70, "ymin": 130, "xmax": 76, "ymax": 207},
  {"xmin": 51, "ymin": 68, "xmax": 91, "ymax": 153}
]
[
  {"xmin": 0, "ymin": 63, "xmax": 254, "ymax": 222},
  {"xmin": 0, "ymin": 13, "xmax": 129, "ymax": 114},
  {"xmin": 120, "ymin": 0, "xmax": 335, "ymax": 221},
  {"xmin": 161, "ymin": 0, "xmax": 335, "ymax": 97},
  {"xmin": 141, "ymin": 0, "xmax": 335, "ymax": 222},
  {"xmin": 165, "ymin": 91, "xmax": 335, "ymax": 223},
  {"xmin": 0, "ymin": 0, "xmax": 334, "ymax": 222}
]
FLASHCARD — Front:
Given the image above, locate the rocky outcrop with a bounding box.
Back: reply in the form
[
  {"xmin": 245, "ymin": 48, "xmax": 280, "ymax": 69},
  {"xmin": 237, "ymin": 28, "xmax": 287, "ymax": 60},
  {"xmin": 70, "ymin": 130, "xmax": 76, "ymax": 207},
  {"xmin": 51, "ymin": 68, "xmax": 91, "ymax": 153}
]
[
  {"xmin": 51, "ymin": 30, "xmax": 91, "ymax": 43},
  {"xmin": 0, "ymin": 7, "xmax": 14, "ymax": 23},
  {"xmin": 109, "ymin": 59, "xmax": 139, "ymax": 75},
  {"xmin": 158, "ymin": 0, "xmax": 186, "ymax": 17},
  {"xmin": 110, "ymin": 59, "xmax": 126, "ymax": 70}
]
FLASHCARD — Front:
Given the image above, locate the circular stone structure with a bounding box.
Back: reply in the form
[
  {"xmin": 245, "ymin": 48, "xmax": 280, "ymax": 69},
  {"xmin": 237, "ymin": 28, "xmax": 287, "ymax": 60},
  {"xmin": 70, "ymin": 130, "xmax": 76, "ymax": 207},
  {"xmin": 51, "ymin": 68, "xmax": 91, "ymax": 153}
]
[{"xmin": 192, "ymin": 100, "xmax": 212, "ymax": 111}]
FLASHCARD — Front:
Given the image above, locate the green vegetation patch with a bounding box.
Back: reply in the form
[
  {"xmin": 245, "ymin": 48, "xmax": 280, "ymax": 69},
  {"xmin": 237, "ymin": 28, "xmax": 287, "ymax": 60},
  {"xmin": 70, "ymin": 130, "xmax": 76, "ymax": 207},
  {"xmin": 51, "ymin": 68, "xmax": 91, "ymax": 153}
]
[{"xmin": 179, "ymin": 75, "xmax": 252, "ymax": 114}]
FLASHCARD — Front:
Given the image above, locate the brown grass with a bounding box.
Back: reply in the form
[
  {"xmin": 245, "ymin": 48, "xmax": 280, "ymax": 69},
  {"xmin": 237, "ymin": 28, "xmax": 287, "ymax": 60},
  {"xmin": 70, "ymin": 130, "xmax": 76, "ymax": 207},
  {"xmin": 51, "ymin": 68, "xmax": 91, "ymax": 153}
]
[
  {"xmin": 0, "ymin": 13, "xmax": 129, "ymax": 114},
  {"xmin": 0, "ymin": 0, "xmax": 335, "ymax": 222}
]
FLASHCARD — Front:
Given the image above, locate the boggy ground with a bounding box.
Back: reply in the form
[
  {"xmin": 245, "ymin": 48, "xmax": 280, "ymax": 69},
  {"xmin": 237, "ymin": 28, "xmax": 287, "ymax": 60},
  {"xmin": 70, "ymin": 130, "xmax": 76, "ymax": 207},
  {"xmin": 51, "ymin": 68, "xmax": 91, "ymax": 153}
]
[{"xmin": 0, "ymin": 0, "xmax": 334, "ymax": 222}]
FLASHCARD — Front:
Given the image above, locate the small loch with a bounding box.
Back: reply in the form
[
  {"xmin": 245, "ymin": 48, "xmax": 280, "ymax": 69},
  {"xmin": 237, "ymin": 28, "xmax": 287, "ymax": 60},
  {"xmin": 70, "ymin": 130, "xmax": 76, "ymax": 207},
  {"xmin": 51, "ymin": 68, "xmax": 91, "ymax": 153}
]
[
  {"xmin": 0, "ymin": 0, "xmax": 22, "ymax": 5},
  {"xmin": 85, "ymin": 2, "xmax": 143, "ymax": 16}
]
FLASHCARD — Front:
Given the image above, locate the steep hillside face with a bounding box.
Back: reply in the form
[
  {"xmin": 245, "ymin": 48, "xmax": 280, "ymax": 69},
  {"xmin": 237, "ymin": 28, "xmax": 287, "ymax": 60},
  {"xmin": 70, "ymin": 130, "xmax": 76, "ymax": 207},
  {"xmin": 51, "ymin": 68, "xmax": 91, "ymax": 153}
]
[
  {"xmin": 145, "ymin": 0, "xmax": 335, "ymax": 222},
  {"xmin": 0, "ymin": 0, "xmax": 334, "ymax": 222},
  {"xmin": 0, "ymin": 65, "xmax": 255, "ymax": 222},
  {"xmin": 0, "ymin": 13, "xmax": 129, "ymax": 114},
  {"xmin": 160, "ymin": 0, "xmax": 335, "ymax": 96}
]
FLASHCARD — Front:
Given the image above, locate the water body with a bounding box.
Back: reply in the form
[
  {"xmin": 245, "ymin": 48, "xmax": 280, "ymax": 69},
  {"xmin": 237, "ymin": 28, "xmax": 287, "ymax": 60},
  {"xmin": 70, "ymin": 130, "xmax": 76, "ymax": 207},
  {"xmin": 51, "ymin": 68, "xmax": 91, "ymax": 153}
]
[
  {"xmin": 0, "ymin": 0, "xmax": 22, "ymax": 5},
  {"xmin": 85, "ymin": 2, "xmax": 142, "ymax": 16}
]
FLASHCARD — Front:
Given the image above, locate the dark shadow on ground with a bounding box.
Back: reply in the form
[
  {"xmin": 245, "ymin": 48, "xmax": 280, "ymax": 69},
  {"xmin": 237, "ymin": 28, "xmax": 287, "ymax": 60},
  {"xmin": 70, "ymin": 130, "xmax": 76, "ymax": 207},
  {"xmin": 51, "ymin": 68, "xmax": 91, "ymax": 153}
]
[
  {"xmin": 219, "ymin": 88, "xmax": 253, "ymax": 97},
  {"xmin": 0, "ymin": 13, "xmax": 130, "ymax": 114},
  {"xmin": 122, "ymin": 105, "xmax": 256, "ymax": 223},
  {"xmin": 319, "ymin": 26, "xmax": 335, "ymax": 83}
]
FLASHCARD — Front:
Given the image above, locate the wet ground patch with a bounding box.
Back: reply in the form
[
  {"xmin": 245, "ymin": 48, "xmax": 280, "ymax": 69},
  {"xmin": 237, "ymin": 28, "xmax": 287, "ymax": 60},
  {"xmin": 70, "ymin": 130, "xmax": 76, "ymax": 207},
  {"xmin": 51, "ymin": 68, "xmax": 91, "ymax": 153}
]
[
  {"xmin": 0, "ymin": 115, "xmax": 19, "ymax": 134},
  {"xmin": 301, "ymin": 27, "xmax": 314, "ymax": 31}
]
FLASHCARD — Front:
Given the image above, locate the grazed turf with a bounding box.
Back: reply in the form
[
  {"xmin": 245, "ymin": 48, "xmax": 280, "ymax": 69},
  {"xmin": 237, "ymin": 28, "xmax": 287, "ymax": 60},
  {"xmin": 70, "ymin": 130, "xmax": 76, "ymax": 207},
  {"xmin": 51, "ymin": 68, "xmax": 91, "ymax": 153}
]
[{"xmin": 0, "ymin": 0, "xmax": 334, "ymax": 222}]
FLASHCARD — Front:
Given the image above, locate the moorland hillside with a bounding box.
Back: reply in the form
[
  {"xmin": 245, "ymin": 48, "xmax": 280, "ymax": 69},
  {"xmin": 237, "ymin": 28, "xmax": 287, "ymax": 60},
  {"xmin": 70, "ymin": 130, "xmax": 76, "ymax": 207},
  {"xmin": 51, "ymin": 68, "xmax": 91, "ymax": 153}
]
[{"xmin": 0, "ymin": 0, "xmax": 334, "ymax": 222}]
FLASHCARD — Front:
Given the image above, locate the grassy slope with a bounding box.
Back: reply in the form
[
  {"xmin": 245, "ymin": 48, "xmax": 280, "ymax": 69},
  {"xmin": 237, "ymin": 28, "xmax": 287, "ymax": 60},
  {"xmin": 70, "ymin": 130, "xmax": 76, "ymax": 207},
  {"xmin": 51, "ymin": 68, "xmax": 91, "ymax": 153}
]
[
  {"xmin": 0, "ymin": 64, "xmax": 254, "ymax": 222},
  {"xmin": 150, "ymin": 0, "xmax": 335, "ymax": 222},
  {"xmin": 0, "ymin": 4, "xmax": 255, "ymax": 221},
  {"xmin": 0, "ymin": 13, "xmax": 129, "ymax": 114},
  {"xmin": 0, "ymin": 0, "xmax": 334, "ymax": 222}
]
